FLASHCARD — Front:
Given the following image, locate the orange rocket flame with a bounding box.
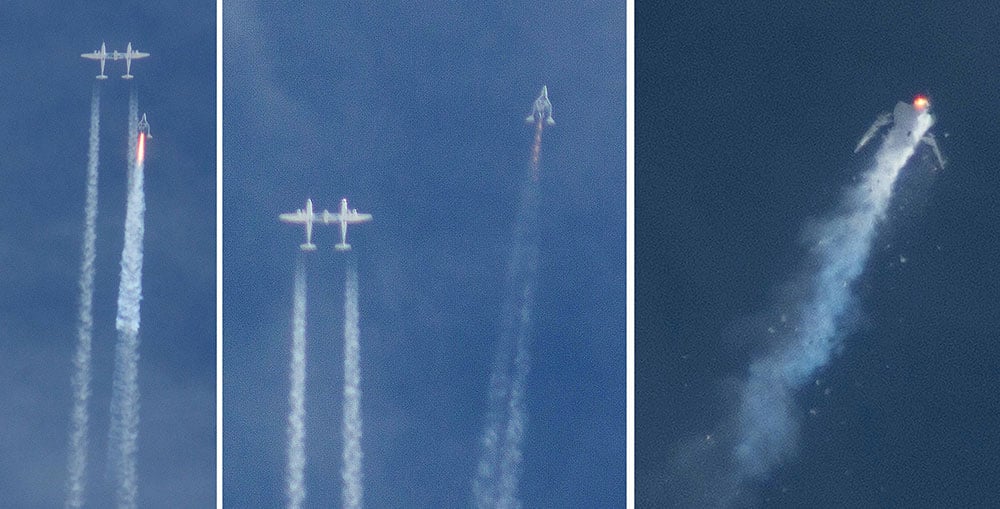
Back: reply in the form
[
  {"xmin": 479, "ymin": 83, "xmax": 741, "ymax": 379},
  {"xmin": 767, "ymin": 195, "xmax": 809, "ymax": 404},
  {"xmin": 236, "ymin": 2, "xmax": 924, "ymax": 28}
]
[
  {"xmin": 530, "ymin": 119, "xmax": 543, "ymax": 181},
  {"xmin": 913, "ymin": 96, "xmax": 929, "ymax": 111},
  {"xmin": 137, "ymin": 133, "xmax": 145, "ymax": 164}
]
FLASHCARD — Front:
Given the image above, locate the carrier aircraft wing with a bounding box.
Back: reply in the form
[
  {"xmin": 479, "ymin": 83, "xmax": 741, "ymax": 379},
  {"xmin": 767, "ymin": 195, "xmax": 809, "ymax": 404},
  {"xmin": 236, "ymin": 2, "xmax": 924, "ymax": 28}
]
[
  {"xmin": 80, "ymin": 42, "xmax": 110, "ymax": 79},
  {"xmin": 119, "ymin": 42, "xmax": 150, "ymax": 79},
  {"xmin": 320, "ymin": 198, "xmax": 373, "ymax": 251},
  {"xmin": 279, "ymin": 198, "xmax": 318, "ymax": 251}
]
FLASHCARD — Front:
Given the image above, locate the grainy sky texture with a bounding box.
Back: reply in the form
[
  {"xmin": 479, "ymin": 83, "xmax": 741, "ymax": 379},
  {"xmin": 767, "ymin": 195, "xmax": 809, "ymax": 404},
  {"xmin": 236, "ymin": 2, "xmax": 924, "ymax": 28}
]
[
  {"xmin": 224, "ymin": 1, "xmax": 625, "ymax": 507},
  {"xmin": 638, "ymin": 2, "xmax": 1000, "ymax": 507},
  {"xmin": 0, "ymin": 2, "xmax": 215, "ymax": 507}
]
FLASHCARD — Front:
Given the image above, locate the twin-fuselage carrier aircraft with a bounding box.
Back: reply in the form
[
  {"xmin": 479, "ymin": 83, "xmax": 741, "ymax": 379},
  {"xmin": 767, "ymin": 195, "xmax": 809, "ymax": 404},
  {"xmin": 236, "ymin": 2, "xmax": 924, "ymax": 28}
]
[
  {"xmin": 81, "ymin": 42, "xmax": 150, "ymax": 80},
  {"xmin": 280, "ymin": 198, "xmax": 373, "ymax": 252}
]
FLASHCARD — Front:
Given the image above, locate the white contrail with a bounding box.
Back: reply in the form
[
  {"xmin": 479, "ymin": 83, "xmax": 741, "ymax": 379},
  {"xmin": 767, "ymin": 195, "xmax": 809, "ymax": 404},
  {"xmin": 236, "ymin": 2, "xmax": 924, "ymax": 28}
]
[
  {"xmin": 341, "ymin": 259, "xmax": 363, "ymax": 509},
  {"xmin": 670, "ymin": 100, "xmax": 936, "ymax": 507},
  {"xmin": 108, "ymin": 86, "xmax": 145, "ymax": 509},
  {"xmin": 474, "ymin": 180, "xmax": 539, "ymax": 509},
  {"xmin": 286, "ymin": 259, "xmax": 308, "ymax": 509},
  {"xmin": 66, "ymin": 83, "xmax": 101, "ymax": 509}
]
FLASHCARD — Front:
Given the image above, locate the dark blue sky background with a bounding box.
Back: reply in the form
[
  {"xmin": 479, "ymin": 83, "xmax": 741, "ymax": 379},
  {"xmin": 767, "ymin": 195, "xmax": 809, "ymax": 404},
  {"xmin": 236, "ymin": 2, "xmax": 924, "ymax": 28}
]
[
  {"xmin": 638, "ymin": 2, "xmax": 1000, "ymax": 507},
  {"xmin": 223, "ymin": 1, "xmax": 624, "ymax": 507},
  {"xmin": 0, "ymin": 2, "xmax": 215, "ymax": 507}
]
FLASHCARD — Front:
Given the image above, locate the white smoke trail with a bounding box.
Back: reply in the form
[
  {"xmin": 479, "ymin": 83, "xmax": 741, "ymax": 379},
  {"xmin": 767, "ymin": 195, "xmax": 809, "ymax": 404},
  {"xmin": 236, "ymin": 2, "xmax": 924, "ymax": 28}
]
[
  {"xmin": 66, "ymin": 83, "xmax": 101, "ymax": 509},
  {"xmin": 108, "ymin": 86, "xmax": 145, "ymax": 509},
  {"xmin": 286, "ymin": 258, "xmax": 308, "ymax": 509},
  {"xmin": 670, "ymin": 100, "xmax": 935, "ymax": 507},
  {"xmin": 496, "ymin": 279, "xmax": 536, "ymax": 509},
  {"xmin": 472, "ymin": 340, "xmax": 512, "ymax": 507},
  {"xmin": 474, "ymin": 180, "xmax": 539, "ymax": 509},
  {"xmin": 341, "ymin": 259, "xmax": 363, "ymax": 509}
]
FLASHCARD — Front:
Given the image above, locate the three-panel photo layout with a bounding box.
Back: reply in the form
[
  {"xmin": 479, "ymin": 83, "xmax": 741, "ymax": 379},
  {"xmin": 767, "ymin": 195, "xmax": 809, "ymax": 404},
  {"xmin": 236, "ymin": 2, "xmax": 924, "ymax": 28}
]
[{"xmin": 4, "ymin": 1, "xmax": 998, "ymax": 507}]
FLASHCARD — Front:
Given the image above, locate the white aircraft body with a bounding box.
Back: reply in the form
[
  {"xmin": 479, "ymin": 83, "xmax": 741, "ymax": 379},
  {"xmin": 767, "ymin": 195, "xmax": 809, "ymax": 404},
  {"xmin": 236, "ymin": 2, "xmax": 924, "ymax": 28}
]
[
  {"xmin": 921, "ymin": 132, "xmax": 946, "ymax": 170},
  {"xmin": 854, "ymin": 112, "xmax": 891, "ymax": 153},
  {"xmin": 80, "ymin": 42, "xmax": 111, "ymax": 79},
  {"xmin": 855, "ymin": 97, "xmax": 945, "ymax": 170},
  {"xmin": 525, "ymin": 85, "xmax": 555, "ymax": 126},
  {"xmin": 279, "ymin": 198, "xmax": 319, "ymax": 251},
  {"xmin": 138, "ymin": 113, "xmax": 152, "ymax": 139},
  {"xmin": 112, "ymin": 42, "xmax": 150, "ymax": 79},
  {"xmin": 320, "ymin": 198, "xmax": 373, "ymax": 251}
]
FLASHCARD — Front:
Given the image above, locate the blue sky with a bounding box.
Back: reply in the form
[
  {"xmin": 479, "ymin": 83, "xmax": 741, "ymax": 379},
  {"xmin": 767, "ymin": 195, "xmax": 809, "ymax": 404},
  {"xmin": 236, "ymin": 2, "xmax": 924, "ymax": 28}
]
[
  {"xmin": 223, "ymin": 1, "xmax": 625, "ymax": 507},
  {"xmin": 0, "ymin": 2, "xmax": 214, "ymax": 506},
  {"xmin": 20, "ymin": 2, "xmax": 991, "ymax": 506},
  {"xmin": 637, "ymin": 2, "xmax": 1000, "ymax": 506}
]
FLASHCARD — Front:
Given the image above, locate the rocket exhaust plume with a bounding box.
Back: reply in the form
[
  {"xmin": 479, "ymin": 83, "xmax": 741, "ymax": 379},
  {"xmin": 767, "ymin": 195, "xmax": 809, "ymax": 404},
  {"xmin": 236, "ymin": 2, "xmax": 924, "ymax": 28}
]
[
  {"xmin": 666, "ymin": 99, "xmax": 937, "ymax": 507},
  {"xmin": 108, "ymin": 85, "xmax": 146, "ymax": 509},
  {"xmin": 286, "ymin": 258, "xmax": 308, "ymax": 509},
  {"xmin": 136, "ymin": 133, "xmax": 145, "ymax": 165},
  {"xmin": 66, "ymin": 82, "xmax": 101, "ymax": 509},
  {"xmin": 530, "ymin": 120, "xmax": 544, "ymax": 181},
  {"xmin": 474, "ymin": 179, "xmax": 540, "ymax": 509},
  {"xmin": 341, "ymin": 258, "xmax": 364, "ymax": 509}
]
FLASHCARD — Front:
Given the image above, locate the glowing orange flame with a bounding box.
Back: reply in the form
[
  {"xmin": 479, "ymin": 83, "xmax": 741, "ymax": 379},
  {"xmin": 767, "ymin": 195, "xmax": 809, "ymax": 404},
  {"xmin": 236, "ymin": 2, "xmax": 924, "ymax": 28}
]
[
  {"xmin": 137, "ymin": 133, "xmax": 145, "ymax": 164},
  {"xmin": 913, "ymin": 96, "xmax": 929, "ymax": 110}
]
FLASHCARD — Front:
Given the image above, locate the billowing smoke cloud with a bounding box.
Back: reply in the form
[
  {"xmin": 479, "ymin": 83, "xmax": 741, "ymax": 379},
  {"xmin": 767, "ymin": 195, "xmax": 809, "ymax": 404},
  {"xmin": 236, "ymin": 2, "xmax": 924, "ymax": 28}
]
[
  {"xmin": 286, "ymin": 258, "xmax": 308, "ymax": 509},
  {"xmin": 668, "ymin": 101, "xmax": 935, "ymax": 507},
  {"xmin": 108, "ymin": 85, "xmax": 146, "ymax": 509},
  {"xmin": 474, "ymin": 179, "xmax": 540, "ymax": 509},
  {"xmin": 341, "ymin": 258, "xmax": 363, "ymax": 509},
  {"xmin": 66, "ymin": 82, "xmax": 101, "ymax": 509}
]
